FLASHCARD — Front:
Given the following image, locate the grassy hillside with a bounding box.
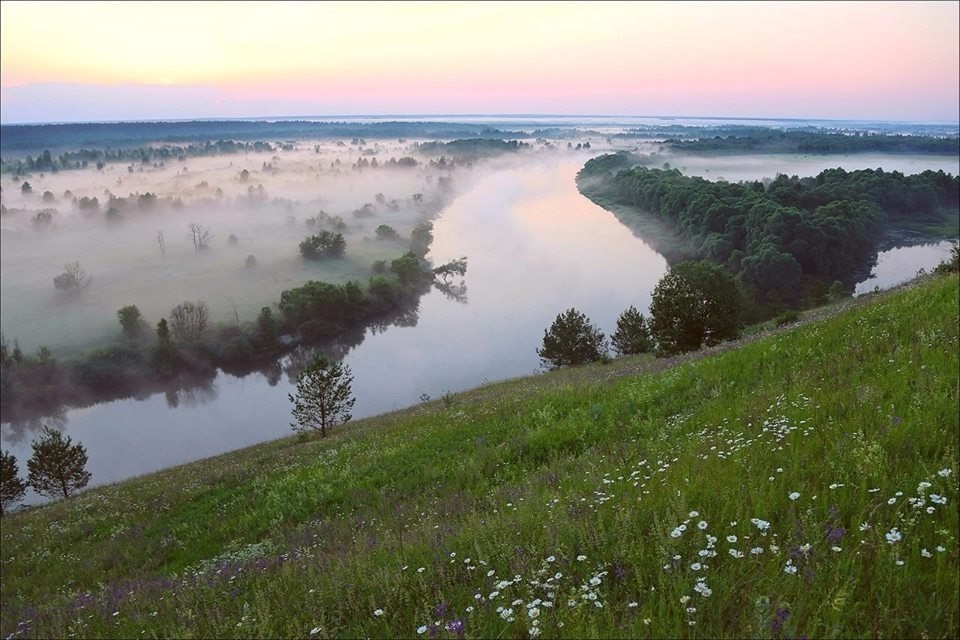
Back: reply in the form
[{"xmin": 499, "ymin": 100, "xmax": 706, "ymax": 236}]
[{"xmin": 2, "ymin": 275, "xmax": 957, "ymax": 639}]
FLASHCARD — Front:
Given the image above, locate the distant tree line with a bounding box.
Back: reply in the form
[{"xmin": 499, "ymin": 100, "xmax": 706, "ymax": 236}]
[
  {"xmin": 0, "ymin": 120, "xmax": 526, "ymax": 157},
  {"xmin": 1, "ymin": 140, "xmax": 275, "ymax": 176},
  {"xmin": 580, "ymin": 154, "xmax": 959, "ymax": 315},
  {"xmin": 663, "ymin": 130, "xmax": 960, "ymax": 155}
]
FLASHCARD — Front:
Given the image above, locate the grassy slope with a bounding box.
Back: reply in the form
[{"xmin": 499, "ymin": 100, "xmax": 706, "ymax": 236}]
[{"xmin": 1, "ymin": 275, "xmax": 958, "ymax": 639}]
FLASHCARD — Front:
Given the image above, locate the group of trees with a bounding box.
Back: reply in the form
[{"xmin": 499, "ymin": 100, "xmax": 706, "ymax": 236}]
[
  {"xmin": 2, "ymin": 243, "xmax": 451, "ymax": 422},
  {"xmin": 1, "ymin": 427, "xmax": 90, "ymax": 514},
  {"xmin": 415, "ymin": 138, "xmax": 530, "ymax": 160},
  {"xmin": 299, "ymin": 231, "xmax": 346, "ymax": 259},
  {"xmin": 538, "ymin": 261, "xmax": 743, "ymax": 369},
  {"xmin": 580, "ymin": 155, "xmax": 959, "ymax": 315}
]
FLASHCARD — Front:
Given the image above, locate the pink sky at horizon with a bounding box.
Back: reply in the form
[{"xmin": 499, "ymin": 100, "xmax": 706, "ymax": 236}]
[{"xmin": 1, "ymin": 1, "xmax": 958, "ymax": 124}]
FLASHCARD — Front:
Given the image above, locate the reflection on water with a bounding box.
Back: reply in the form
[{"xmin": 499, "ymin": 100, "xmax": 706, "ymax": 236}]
[
  {"xmin": 855, "ymin": 241, "xmax": 954, "ymax": 295},
  {"xmin": 1, "ymin": 159, "xmax": 668, "ymax": 504},
  {"xmin": 2, "ymin": 158, "xmax": 953, "ymax": 506}
]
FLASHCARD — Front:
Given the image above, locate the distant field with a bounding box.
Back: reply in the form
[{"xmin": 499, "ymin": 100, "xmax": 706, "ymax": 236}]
[{"xmin": 2, "ymin": 273, "xmax": 956, "ymax": 638}]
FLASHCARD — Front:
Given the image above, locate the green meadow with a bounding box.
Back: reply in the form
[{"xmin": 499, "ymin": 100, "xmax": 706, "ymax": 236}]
[{"xmin": 2, "ymin": 274, "xmax": 957, "ymax": 639}]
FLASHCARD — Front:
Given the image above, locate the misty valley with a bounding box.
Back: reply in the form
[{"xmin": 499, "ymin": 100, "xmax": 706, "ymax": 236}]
[{"xmin": 1, "ymin": 118, "xmax": 958, "ymax": 504}]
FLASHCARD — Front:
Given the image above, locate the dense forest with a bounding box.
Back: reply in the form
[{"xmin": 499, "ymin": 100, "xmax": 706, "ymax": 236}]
[
  {"xmin": 579, "ymin": 153, "xmax": 959, "ymax": 314},
  {"xmin": 663, "ymin": 130, "xmax": 960, "ymax": 155}
]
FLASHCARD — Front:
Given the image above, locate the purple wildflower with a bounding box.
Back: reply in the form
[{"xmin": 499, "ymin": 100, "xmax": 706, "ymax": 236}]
[{"xmin": 771, "ymin": 606, "xmax": 790, "ymax": 634}]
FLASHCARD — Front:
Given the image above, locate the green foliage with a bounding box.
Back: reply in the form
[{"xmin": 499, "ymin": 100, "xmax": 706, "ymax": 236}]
[
  {"xmin": 116, "ymin": 305, "xmax": 144, "ymax": 338},
  {"xmin": 0, "ymin": 450, "xmax": 26, "ymax": 516},
  {"xmin": 410, "ymin": 223, "xmax": 433, "ymax": 256},
  {"xmin": 537, "ymin": 308, "xmax": 607, "ymax": 369},
  {"xmin": 580, "ymin": 158, "xmax": 959, "ymax": 311},
  {"xmin": 390, "ymin": 252, "xmax": 430, "ymax": 285},
  {"xmin": 611, "ymin": 305, "xmax": 654, "ymax": 356},
  {"xmin": 666, "ymin": 129, "xmax": 960, "ymax": 154},
  {"xmin": 26, "ymin": 426, "xmax": 91, "ymax": 499},
  {"xmin": 69, "ymin": 345, "xmax": 144, "ymax": 394},
  {"xmin": 0, "ymin": 275, "xmax": 956, "ymax": 638},
  {"xmin": 416, "ymin": 138, "xmax": 530, "ymax": 159},
  {"xmin": 288, "ymin": 355, "xmax": 355, "ymax": 438},
  {"xmin": 650, "ymin": 260, "xmax": 742, "ymax": 355},
  {"xmin": 299, "ymin": 231, "xmax": 346, "ymax": 259},
  {"xmin": 278, "ymin": 280, "xmax": 367, "ymax": 332}
]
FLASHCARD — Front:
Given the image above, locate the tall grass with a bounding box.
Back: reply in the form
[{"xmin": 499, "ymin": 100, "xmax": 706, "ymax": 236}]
[{"xmin": 2, "ymin": 274, "xmax": 957, "ymax": 638}]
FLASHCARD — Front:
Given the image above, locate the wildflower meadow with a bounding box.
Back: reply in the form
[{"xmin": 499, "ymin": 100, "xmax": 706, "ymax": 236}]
[{"xmin": 1, "ymin": 273, "xmax": 957, "ymax": 638}]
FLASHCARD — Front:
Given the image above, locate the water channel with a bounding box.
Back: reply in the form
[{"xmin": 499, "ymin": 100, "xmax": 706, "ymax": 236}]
[{"xmin": 3, "ymin": 155, "xmax": 956, "ymax": 504}]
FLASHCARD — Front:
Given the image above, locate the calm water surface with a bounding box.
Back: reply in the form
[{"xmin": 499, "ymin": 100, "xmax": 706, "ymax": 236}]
[
  {"xmin": 2, "ymin": 158, "xmax": 669, "ymax": 501},
  {"xmin": 3, "ymin": 157, "xmax": 955, "ymax": 504}
]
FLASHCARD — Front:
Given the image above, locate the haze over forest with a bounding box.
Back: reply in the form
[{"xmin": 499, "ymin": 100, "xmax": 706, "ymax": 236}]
[{"xmin": 1, "ymin": 2, "xmax": 959, "ymax": 639}]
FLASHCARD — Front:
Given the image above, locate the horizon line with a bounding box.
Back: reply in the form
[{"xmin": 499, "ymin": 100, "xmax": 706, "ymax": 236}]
[{"xmin": 3, "ymin": 113, "xmax": 959, "ymax": 128}]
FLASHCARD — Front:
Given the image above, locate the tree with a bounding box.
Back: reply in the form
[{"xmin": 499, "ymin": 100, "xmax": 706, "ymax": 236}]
[
  {"xmin": 26, "ymin": 426, "xmax": 91, "ymax": 499},
  {"xmin": 1, "ymin": 450, "xmax": 27, "ymax": 515},
  {"xmin": 649, "ymin": 261, "xmax": 742, "ymax": 356},
  {"xmin": 611, "ymin": 306, "xmax": 654, "ymax": 356},
  {"xmin": 289, "ymin": 355, "xmax": 356, "ymax": 438},
  {"xmin": 433, "ymin": 256, "xmax": 468, "ymax": 282},
  {"xmin": 375, "ymin": 224, "xmax": 399, "ymax": 240},
  {"xmin": 168, "ymin": 301, "xmax": 209, "ymax": 343},
  {"xmin": 53, "ymin": 261, "xmax": 92, "ymax": 292},
  {"xmin": 299, "ymin": 231, "xmax": 346, "ymax": 259},
  {"xmin": 21, "ymin": 181, "xmax": 32, "ymax": 194},
  {"xmin": 117, "ymin": 305, "xmax": 145, "ymax": 338},
  {"xmin": 188, "ymin": 223, "xmax": 214, "ymax": 252},
  {"xmin": 537, "ymin": 308, "xmax": 607, "ymax": 370}
]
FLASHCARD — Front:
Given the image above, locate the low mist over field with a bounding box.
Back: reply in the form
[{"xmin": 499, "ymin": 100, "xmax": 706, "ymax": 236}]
[{"xmin": 0, "ymin": 139, "xmax": 482, "ymax": 353}]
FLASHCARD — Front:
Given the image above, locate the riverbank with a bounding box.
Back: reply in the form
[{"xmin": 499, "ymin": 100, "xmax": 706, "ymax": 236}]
[{"xmin": 2, "ymin": 272, "xmax": 956, "ymax": 638}]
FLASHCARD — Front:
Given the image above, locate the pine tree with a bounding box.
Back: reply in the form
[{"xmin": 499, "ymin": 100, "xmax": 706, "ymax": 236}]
[
  {"xmin": 611, "ymin": 306, "xmax": 654, "ymax": 356},
  {"xmin": 537, "ymin": 308, "xmax": 607, "ymax": 370},
  {"xmin": 289, "ymin": 355, "xmax": 356, "ymax": 438},
  {"xmin": 27, "ymin": 427, "xmax": 91, "ymax": 499},
  {"xmin": 1, "ymin": 450, "xmax": 27, "ymax": 515}
]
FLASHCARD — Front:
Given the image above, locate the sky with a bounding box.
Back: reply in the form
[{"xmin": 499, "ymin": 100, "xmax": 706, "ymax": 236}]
[{"xmin": 1, "ymin": 0, "xmax": 958, "ymax": 124}]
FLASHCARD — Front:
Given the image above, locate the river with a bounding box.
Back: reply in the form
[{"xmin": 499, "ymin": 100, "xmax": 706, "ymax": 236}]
[{"xmin": 2, "ymin": 155, "xmax": 955, "ymax": 504}]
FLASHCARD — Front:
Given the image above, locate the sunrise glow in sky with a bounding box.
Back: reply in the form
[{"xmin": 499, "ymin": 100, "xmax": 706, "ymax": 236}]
[{"xmin": 1, "ymin": 1, "xmax": 958, "ymax": 124}]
